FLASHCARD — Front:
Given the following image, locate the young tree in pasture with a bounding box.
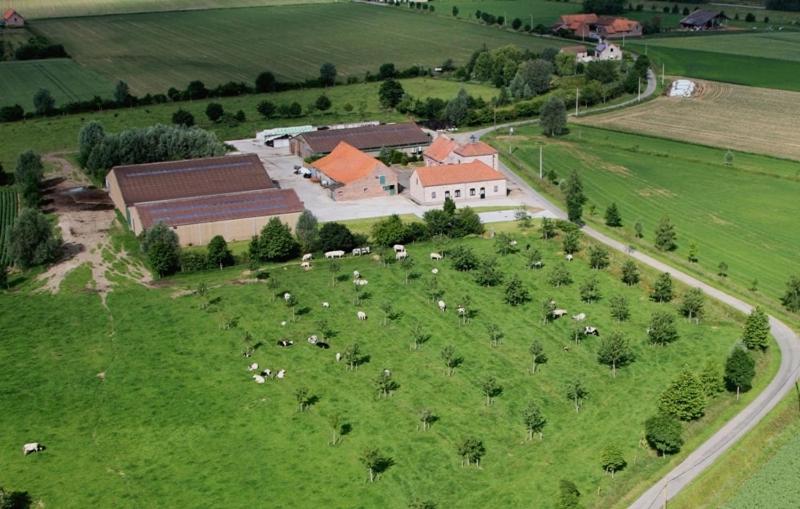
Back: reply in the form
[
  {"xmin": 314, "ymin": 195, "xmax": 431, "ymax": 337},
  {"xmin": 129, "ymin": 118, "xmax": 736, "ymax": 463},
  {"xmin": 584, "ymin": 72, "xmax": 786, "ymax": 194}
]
[
  {"xmin": 679, "ymin": 288, "xmax": 705, "ymax": 323},
  {"xmin": 425, "ymin": 276, "xmax": 443, "ymax": 304},
  {"xmin": 315, "ymin": 94, "xmax": 332, "ymax": 112},
  {"xmin": 205, "ymin": 102, "xmax": 224, "ymax": 122},
  {"xmin": 579, "ymin": 275, "xmax": 601, "ymax": 303},
  {"xmin": 634, "ymin": 221, "xmax": 644, "ymax": 239},
  {"xmin": 540, "ymin": 96, "xmax": 567, "ymax": 137},
  {"xmin": 486, "ymin": 323, "xmax": 504, "ymax": 348},
  {"xmin": 654, "ymin": 216, "xmax": 677, "ymax": 251},
  {"xmin": 540, "ymin": 217, "xmax": 557, "ymax": 240},
  {"xmin": 781, "ymin": 275, "xmax": 800, "ymax": 313},
  {"xmin": 525, "ymin": 248, "xmax": 543, "ymax": 269},
  {"xmin": 380, "ymin": 302, "xmax": 394, "ymax": 326},
  {"xmin": 400, "ymin": 256, "xmax": 415, "ymax": 285},
  {"xmin": 725, "ymin": 348, "xmax": 755, "ymax": 400},
  {"xmin": 548, "ymin": 263, "xmax": 573, "ymax": 287},
  {"xmin": 562, "ymin": 230, "xmax": 582, "ymax": 254},
  {"xmin": 327, "ymin": 259, "xmax": 341, "ymax": 287},
  {"xmin": 375, "ymin": 370, "xmax": 399, "ymax": 398},
  {"xmin": 171, "ymin": 108, "xmax": 195, "ymax": 127},
  {"xmin": 295, "ymin": 210, "xmax": 319, "ymax": 253},
  {"xmin": 609, "ymin": 295, "xmax": 630, "ymax": 322},
  {"xmin": 620, "ymin": 260, "xmax": 640, "ymax": 286},
  {"xmin": 687, "ymin": 242, "xmax": 698, "ymax": 263},
  {"xmin": 319, "ymin": 63, "xmax": 337, "ymax": 86},
  {"xmin": 504, "ymin": 275, "xmax": 531, "ymax": 306},
  {"xmin": 449, "ymin": 245, "xmax": 479, "ymax": 271},
  {"xmin": 480, "ymin": 375, "xmax": 502, "ymax": 405},
  {"xmin": 457, "ymin": 437, "xmax": 486, "ymax": 467},
  {"xmin": 343, "ymin": 343, "xmax": 362, "ymax": 371},
  {"xmin": 256, "ymin": 218, "xmax": 299, "ymax": 262},
  {"xmin": 742, "ymin": 306, "xmax": 770, "ymax": 351},
  {"xmin": 328, "ymin": 413, "xmax": 343, "ymax": 445},
  {"xmin": 644, "ymin": 414, "xmax": 684, "ymax": 456},
  {"xmin": 557, "ymin": 479, "xmax": 582, "ymax": 509},
  {"xmin": 360, "ymin": 448, "xmax": 389, "ymax": 482},
  {"xmin": 597, "ymin": 331, "xmax": 634, "ymax": 377},
  {"xmin": 256, "ymin": 100, "xmax": 276, "ymax": 118},
  {"xmin": 351, "ymin": 282, "xmax": 364, "ymax": 306},
  {"xmin": 564, "ymin": 170, "xmax": 586, "ymax": 224},
  {"xmin": 284, "ymin": 293, "xmax": 298, "ymax": 321},
  {"xmin": 8, "ymin": 208, "xmax": 62, "ymax": 269},
  {"xmin": 700, "ymin": 360, "xmax": 724, "ymax": 397},
  {"xmin": 295, "ymin": 387, "xmax": 313, "ymax": 412},
  {"xmin": 541, "ymin": 298, "xmax": 557, "ymax": 324},
  {"xmin": 604, "ymin": 203, "xmax": 622, "ymax": 227},
  {"xmin": 600, "ymin": 445, "xmax": 626, "ymax": 477},
  {"xmin": 33, "ymin": 88, "xmax": 55, "ymax": 115},
  {"xmin": 647, "ymin": 312, "xmax": 679, "ymax": 346},
  {"xmin": 379, "ymin": 79, "xmax": 405, "ymax": 109},
  {"xmin": 522, "ymin": 402, "xmax": 547, "ymax": 441},
  {"xmin": 474, "ymin": 257, "xmax": 504, "ymax": 287},
  {"xmin": 717, "ymin": 261, "xmax": 728, "ymax": 278},
  {"xmin": 141, "ymin": 222, "xmax": 180, "ymax": 277},
  {"xmin": 207, "ymin": 235, "xmax": 233, "ymax": 269},
  {"xmin": 650, "ymin": 272, "xmax": 674, "ymax": 303},
  {"xmin": 566, "ymin": 379, "xmax": 588, "ymax": 412},
  {"xmin": 494, "ymin": 232, "xmax": 517, "ymax": 256},
  {"xmin": 419, "ymin": 408, "xmax": 436, "ymax": 431},
  {"xmin": 659, "ymin": 369, "xmax": 706, "ymax": 421},
  {"xmin": 529, "ymin": 340, "xmax": 548, "ymax": 374},
  {"xmin": 515, "ymin": 206, "xmax": 532, "ymax": 229},
  {"xmin": 315, "ymin": 318, "xmax": 333, "ymax": 341},
  {"xmin": 458, "ymin": 295, "xmax": 473, "ymax": 325},
  {"xmin": 255, "ymin": 70, "xmax": 277, "ymax": 93},
  {"xmin": 411, "ymin": 323, "xmax": 429, "ymax": 350},
  {"xmin": 440, "ymin": 345, "xmax": 461, "ymax": 376},
  {"xmin": 588, "ymin": 245, "xmax": 610, "ymax": 269}
]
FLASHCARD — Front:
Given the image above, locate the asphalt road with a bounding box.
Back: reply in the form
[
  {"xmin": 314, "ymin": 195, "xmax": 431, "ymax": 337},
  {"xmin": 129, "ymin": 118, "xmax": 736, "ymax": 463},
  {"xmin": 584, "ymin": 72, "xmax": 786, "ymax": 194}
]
[{"xmin": 469, "ymin": 88, "xmax": 800, "ymax": 507}]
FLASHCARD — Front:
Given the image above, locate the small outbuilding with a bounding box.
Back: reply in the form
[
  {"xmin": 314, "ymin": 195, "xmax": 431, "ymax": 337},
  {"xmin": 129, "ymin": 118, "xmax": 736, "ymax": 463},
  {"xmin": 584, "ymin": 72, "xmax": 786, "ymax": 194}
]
[
  {"xmin": 106, "ymin": 154, "xmax": 304, "ymax": 246},
  {"xmin": 680, "ymin": 10, "xmax": 729, "ymax": 30},
  {"xmin": 2, "ymin": 9, "xmax": 25, "ymax": 27},
  {"xmin": 410, "ymin": 161, "xmax": 506, "ymax": 205},
  {"xmin": 291, "ymin": 122, "xmax": 430, "ymax": 159},
  {"xmin": 311, "ymin": 141, "xmax": 399, "ymax": 200},
  {"xmin": 423, "ymin": 134, "xmax": 499, "ymax": 169}
]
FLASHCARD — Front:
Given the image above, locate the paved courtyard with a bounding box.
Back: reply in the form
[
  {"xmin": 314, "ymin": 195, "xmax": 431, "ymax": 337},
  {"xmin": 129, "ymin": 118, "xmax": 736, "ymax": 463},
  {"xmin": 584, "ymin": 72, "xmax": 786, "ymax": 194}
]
[{"xmin": 227, "ymin": 138, "xmax": 557, "ymax": 223}]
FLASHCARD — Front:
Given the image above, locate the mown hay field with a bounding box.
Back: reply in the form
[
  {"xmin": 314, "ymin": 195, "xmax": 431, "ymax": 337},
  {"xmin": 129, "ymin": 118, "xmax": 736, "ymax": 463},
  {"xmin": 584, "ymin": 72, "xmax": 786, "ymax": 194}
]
[
  {"xmin": 489, "ymin": 126, "xmax": 800, "ymax": 312},
  {"xmin": 576, "ymin": 79, "xmax": 800, "ymax": 161},
  {"xmin": 645, "ymin": 31, "xmax": 800, "ymax": 63},
  {"xmin": 33, "ymin": 3, "xmax": 567, "ymax": 95},
  {"xmin": 0, "ymin": 230, "xmax": 771, "ymax": 508},
  {"xmin": 0, "ymin": 59, "xmax": 115, "ymax": 110}
]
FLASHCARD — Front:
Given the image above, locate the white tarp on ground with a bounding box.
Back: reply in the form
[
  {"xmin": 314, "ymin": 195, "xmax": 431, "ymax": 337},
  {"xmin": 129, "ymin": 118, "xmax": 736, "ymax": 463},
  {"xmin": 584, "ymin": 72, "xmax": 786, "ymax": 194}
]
[{"xmin": 669, "ymin": 79, "xmax": 696, "ymax": 97}]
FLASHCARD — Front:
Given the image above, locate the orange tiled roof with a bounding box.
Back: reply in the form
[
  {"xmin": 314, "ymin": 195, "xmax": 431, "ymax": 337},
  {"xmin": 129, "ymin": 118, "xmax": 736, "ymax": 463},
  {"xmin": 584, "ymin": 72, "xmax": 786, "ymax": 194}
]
[
  {"xmin": 560, "ymin": 13, "xmax": 598, "ymax": 29},
  {"xmin": 415, "ymin": 161, "xmax": 504, "ymax": 187},
  {"xmin": 3, "ymin": 9, "xmax": 19, "ymax": 20},
  {"xmin": 424, "ymin": 135, "xmax": 458, "ymax": 162},
  {"xmin": 454, "ymin": 141, "xmax": 497, "ymax": 157},
  {"xmin": 312, "ymin": 141, "xmax": 386, "ymax": 184}
]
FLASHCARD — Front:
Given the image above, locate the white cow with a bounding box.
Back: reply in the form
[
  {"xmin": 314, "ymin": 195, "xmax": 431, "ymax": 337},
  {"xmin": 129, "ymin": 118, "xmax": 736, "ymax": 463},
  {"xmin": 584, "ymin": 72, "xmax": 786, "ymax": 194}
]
[
  {"xmin": 247, "ymin": 362, "xmax": 259, "ymax": 372},
  {"xmin": 322, "ymin": 301, "xmax": 330, "ymax": 309},
  {"xmin": 352, "ymin": 248, "xmax": 363, "ymax": 256},
  {"xmin": 325, "ymin": 250, "xmax": 345, "ymax": 259},
  {"xmin": 300, "ymin": 261, "xmax": 312, "ymax": 270},
  {"xmin": 532, "ymin": 261, "xmax": 543, "ymax": 268},
  {"xmin": 307, "ymin": 335, "xmax": 319, "ymax": 344},
  {"xmin": 357, "ymin": 311, "xmax": 367, "ymax": 321},
  {"xmin": 552, "ymin": 309, "xmax": 568, "ymax": 319},
  {"xmin": 510, "ymin": 240, "xmax": 518, "ymax": 246},
  {"xmin": 280, "ymin": 321, "xmax": 287, "ymax": 327},
  {"xmin": 393, "ymin": 244, "xmax": 405, "ymax": 253},
  {"xmin": 302, "ymin": 253, "xmax": 313, "ymax": 262},
  {"xmin": 261, "ymin": 368, "xmax": 272, "ymax": 377},
  {"xmin": 353, "ymin": 270, "xmax": 361, "ymax": 279},
  {"xmin": 361, "ymin": 246, "xmax": 371, "ymax": 254},
  {"xmin": 396, "ymin": 251, "xmax": 408, "ymax": 260},
  {"xmin": 276, "ymin": 369, "xmax": 286, "ymax": 379},
  {"xmin": 457, "ymin": 305, "xmax": 466, "ymax": 316},
  {"xmin": 284, "ymin": 292, "xmax": 292, "ymax": 302},
  {"xmin": 572, "ymin": 313, "xmax": 586, "ymax": 322},
  {"xmin": 584, "ymin": 326, "xmax": 600, "ymax": 336},
  {"xmin": 438, "ymin": 300, "xmax": 447, "ymax": 312},
  {"xmin": 354, "ymin": 279, "xmax": 368, "ymax": 286},
  {"xmin": 335, "ymin": 352, "xmax": 342, "ymax": 362},
  {"xmin": 253, "ymin": 375, "xmax": 266, "ymax": 384},
  {"xmin": 431, "ymin": 268, "xmax": 439, "ymax": 275},
  {"xmin": 23, "ymin": 443, "xmax": 43, "ymax": 455},
  {"xmin": 565, "ymin": 254, "xmax": 574, "ymax": 261},
  {"xmin": 430, "ymin": 252, "xmax": 443, "ymax": 261}
]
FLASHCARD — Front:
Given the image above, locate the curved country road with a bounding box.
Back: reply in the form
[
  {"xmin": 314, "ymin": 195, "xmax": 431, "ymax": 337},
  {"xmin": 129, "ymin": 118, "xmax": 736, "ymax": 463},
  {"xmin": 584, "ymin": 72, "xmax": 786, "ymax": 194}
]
[{"xmin": 467, "ymin": 102, "xmax": 800, "ymax": 507}]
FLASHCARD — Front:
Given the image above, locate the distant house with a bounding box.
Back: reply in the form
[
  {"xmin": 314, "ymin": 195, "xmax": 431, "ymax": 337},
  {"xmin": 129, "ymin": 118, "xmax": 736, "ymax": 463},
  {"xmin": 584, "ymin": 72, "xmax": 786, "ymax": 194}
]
[
  {"xmin": 560, "ymin": 41, "xmax": 621, "ymax": 63},
  {"xmin": 680, "ymin": 10, "xmax": 729, "ymax": 30},
  {"xmin": 106, "ymin": 154, "xmax": 304, "ymax": 246},
  {"xmin": 291, "ymin": 122, "xmax": 430, "ymax": 159},
  {"xmin": 423, "ymin": 134, "xmax": 499, "ymax": 170},
  {"xmin": 2, "ymin": 9, "xmax": 25, "ymax": 27},
  {"xmin": 410, "ymin": 161, "xmax": 507, "ymax": 206},
  {"xmin": 560, "ymin": 45, "xmax": 591, "ymax": 62},
  {"xmin": 553, "ymin": 14, "xmax": 640, "ymax": 39},
  {"xmin": 552, "ymin": 14, "xmax": 598, "ymax": 38},
  {"xmin": 311, "ymin": 141, "xmax": 399, "ymax": 201}
]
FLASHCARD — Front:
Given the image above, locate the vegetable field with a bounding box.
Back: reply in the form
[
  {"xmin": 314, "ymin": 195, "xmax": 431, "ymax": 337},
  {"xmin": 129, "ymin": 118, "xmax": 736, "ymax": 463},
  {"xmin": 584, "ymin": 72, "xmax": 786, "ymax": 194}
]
[
  {"xmin": 0, "ymin": 59, "xmax": 115, "ymax": 110},
  {"xmin": 577, "ymin": 79, "xmax": 800, "ymax": 161},
  {"xmin": 726, "ymin": 431, "xmax": 800, "ymax": 508},
  {"xmin": 33, "ymin": 3, "xmax": 567, "ymax": 95},
  {"xmin": 0, "ymin": 187, "xmax": 18, "ymax": 265}
]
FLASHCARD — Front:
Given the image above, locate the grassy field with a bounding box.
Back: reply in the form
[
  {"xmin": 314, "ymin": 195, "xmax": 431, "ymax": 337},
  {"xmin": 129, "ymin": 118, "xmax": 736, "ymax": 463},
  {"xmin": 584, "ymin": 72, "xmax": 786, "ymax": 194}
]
[
  {"xmin": 0, "ymin": 187, "xmax": 18, "ymax": 265},
  {"xmin": 32, "ymin": 3, "xmax": 567, "ymax": 96},
  {"xmin": 0, "ymin": 58, "xmax": 116, "ymax": 110},
  {"xmin": 0, "ymin": 224, "xmax": 772, "ymax": 507},
  {"xmin": 432, "ymin": 0, "xmax": 580, "ymax": 27},
  {"xmin": 671, "ymin": 391, "xmax": 800, "ymax": 508},
  {"xmin": 0, "ymin": 0, "xmax": 334, "ymax": 18},
  {"xmin": 486, "ymin": 126, "xmax": 800, "ymax": 314},
  {"xmin": 0, "ymin": 77, "xmax": 496, "ymax": 169},
  {"xmin": 577, "ymin": 79, "xmax": 800, "ymax": 161},
  {"xmin": 628, "ymin": 32, "xmax": 800, "ymax": 91}
]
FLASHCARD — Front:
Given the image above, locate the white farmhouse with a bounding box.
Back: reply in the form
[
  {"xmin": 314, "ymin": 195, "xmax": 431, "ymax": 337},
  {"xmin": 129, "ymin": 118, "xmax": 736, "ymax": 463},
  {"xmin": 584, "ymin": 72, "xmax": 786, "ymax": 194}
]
[{"xmin": 410, "ymin": 161, "xmax": 506, "ymax": 205}]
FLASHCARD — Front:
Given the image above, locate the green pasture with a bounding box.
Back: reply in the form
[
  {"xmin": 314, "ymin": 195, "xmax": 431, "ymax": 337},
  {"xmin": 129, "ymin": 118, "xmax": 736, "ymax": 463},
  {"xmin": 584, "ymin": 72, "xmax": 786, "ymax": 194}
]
[
  {"xmin": 488, "ymin": 126, "xmax": 800, "ymax": 313},
  {"xmin": 33, "ymin": 3, "xmax": 567, "ymax": 95},
  {"xmin": 432, "ymin": 0, "xmax": 580, "ymax": 28},
  {"xmin": 0, "ymin": 58, "xmax": 115, "ymax": 110},
  {"xmin": 0, "ymin": 0, "xmax": 334, "ymax": 19},
  {"xmin": 0, "ymin": 227, "xmax": 770, "ymax": 507},
  {"xmin": 646, "ymin": 31, "xmax": 800, "ymax": 63},
  {"xmin": 0, "ymin": 187, "xmax": 18, "ymax": 264},
  {"xmin": 0, "ymin": 77, "xmax": 496, "ymax": 169}
]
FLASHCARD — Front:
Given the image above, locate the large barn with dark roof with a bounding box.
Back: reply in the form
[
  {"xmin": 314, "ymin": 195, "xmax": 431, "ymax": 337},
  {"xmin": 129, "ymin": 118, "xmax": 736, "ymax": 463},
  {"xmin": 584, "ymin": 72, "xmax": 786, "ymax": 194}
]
[
  {"xmin": 291, "ymin": 122, "xmax": 430, "ymax": 158},
  {"xmin": 106, "ymin": 154, "xmax": 304, "ymax": 246}
]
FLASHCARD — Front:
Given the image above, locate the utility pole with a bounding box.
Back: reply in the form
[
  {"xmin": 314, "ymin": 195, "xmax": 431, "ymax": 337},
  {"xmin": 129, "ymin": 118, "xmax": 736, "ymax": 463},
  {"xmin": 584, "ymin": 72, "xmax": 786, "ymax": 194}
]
[
  {"xmin": 637, "ymin": 78, "xmax": 641, "ymax": 102},
  {"xmin": 539, "ymin": 145, "xmax": 543, "ymax": 179},
  {"xmin": 661, "ymin": 63, "xmax": 665, "ymax": 86},
  {"xmin": 575, "ymin": 88, "xmax": 579, "ymax": 116}
]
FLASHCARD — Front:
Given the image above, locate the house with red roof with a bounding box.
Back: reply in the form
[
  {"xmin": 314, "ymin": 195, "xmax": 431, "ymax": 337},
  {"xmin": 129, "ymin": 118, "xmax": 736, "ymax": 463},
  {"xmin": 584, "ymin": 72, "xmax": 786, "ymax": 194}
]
[
  {"xmin": 410, "ymin": 161, "xmax": 506, "ymax": 206},
  {"xmin": 2, "ymin": 9, "xmax": 25, "ymax": 27},
  {"xmin": 423, "ymin": 134, "xmax": 499, "ymax": 170},
  {"xmin": 311, "ymin": 141, "xmax": 399, "ymax": 200},
  {"xmin": 553, "ymin": 13, "xmax": 640, "ymax": 39}
]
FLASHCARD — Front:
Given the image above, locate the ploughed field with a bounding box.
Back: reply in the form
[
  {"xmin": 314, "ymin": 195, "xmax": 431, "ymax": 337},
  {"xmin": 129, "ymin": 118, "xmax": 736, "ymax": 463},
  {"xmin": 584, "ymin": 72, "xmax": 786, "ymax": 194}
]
[
  {"xmin": 576, "ymin": 79, "xmax": 800, "ymax": 161},
  {"xmin": 32, "ymin": 3, "xmax": 567, "ymax": 95},
  {"xmin": 0, "ymin": 232, "xmax": 767, "ymax": 508},
  {"xmin": 489, "ymin": 126, "xmax": 800, "ymax": 314}
]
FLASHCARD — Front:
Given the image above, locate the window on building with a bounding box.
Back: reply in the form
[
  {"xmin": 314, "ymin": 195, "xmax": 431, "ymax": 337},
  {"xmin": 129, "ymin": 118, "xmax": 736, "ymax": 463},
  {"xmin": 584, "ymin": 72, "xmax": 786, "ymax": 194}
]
[
  {"xmin": 444, "ymin": 190, "xmax": 451, "ymax": 199},
  {"xmin": 379, "ymin": 175, "xmax": 385, "ymax": 185},
  {"xmin": 454, "ymin": 190, "xmax": 461, "ymax": 198},
  {"xmin": 493, "ymin": 185, "xmax": 498, "ymax": 192},
  {"xmin": 364, "ymin": 187, "xmax": 368, "ymax": 192},
  {"xmin": 469, "ymin": 188, "xmax": 476, "ymax": 196},
  {"xmin": 431, "ymin": 192, "xmax": 437, "ymax": 199}
]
